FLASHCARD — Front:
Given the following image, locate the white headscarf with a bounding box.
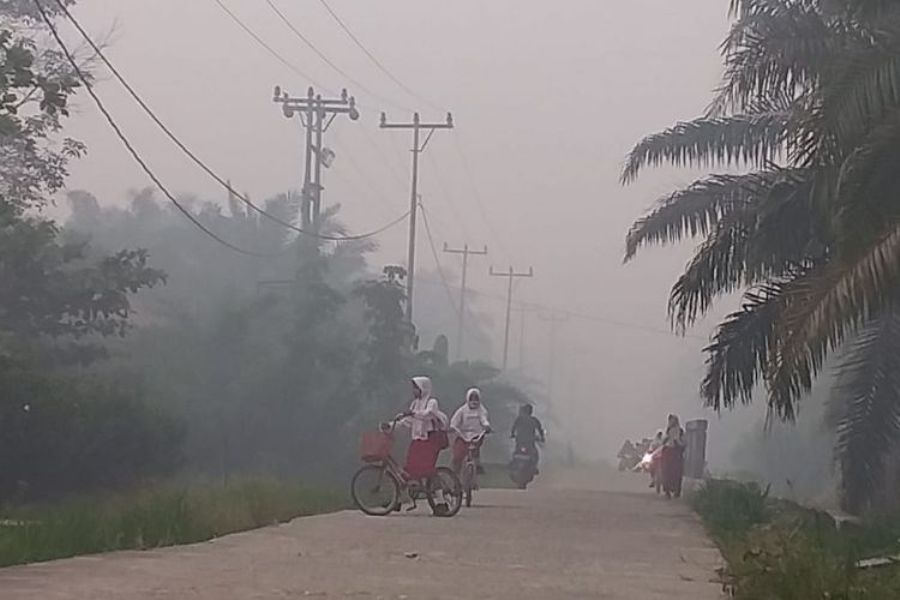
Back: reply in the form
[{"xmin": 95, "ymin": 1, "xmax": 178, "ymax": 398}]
[{"xmin": 407, "ymin": 376, "xmax": 448, "ymax": 440}]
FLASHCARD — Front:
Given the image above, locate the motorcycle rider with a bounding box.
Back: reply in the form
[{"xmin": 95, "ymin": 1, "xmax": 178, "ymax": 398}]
[
  {"xmin": 450, "ymin": 388, "xmax": 492, "ymax": 475},
  {"xmin": 511, "ymin": 403, "xmax": 545, "ymax": 473}
]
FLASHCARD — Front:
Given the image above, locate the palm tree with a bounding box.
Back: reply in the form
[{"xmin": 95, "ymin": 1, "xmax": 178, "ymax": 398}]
[{"xmin": 623, "ymin": 0, "xmax": 900, "ymax": 511}]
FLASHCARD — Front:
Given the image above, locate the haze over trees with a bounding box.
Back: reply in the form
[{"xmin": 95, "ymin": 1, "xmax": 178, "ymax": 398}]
[{"xmin": 0, "ymin": 0, "xmax": 528, "ymax": 503}]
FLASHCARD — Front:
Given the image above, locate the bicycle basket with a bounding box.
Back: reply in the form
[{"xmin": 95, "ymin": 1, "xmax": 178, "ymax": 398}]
[{"xmin": 360, "ymin": 431, "xmax": 392, "ymax": 462}]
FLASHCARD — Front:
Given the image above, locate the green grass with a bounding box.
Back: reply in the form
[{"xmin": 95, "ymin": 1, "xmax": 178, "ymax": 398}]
[
  {"xmin": 690, "ymin": 479, "xmax": 900, "ymax": 599},
  {"xmin": 0, "ymin": 479, "xmax": 347, "ymax": 568}
]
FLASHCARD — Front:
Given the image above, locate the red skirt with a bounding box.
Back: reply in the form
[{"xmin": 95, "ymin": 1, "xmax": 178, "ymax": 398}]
[
  {"xmin": 405, "ymin": 434, "xmax": 442, "ymax": 480},
  {"xmin": 662, "ymin": 446, "xmax": 685, "ymax": 495}
]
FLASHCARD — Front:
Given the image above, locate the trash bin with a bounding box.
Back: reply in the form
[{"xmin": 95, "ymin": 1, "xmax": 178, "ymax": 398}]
[{"xmin": 684, "ymin": 419, "xmax": 708, "ymax": 479}]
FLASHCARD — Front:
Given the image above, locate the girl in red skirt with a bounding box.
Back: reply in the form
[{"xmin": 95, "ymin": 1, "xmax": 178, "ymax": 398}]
[
  {"xmin": 661, "ymin": 414, "xmax": 685, "ymax": 499},
  {"xmin": 399, "ymin": 377, "xmax": 449, "ymax": 480}
]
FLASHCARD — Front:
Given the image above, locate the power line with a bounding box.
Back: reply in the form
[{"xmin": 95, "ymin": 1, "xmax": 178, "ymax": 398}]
[
  {"xmin": 317, "ymin": 0, "xmax": 442, "ymax": 111},
  {"xmin": 452, "ymin": 131, "xmax": 511, "ymax": 258},
  {"xmin": 55, "ymin": 0, "xmax": 408, "ymax": 243},
  {"xmin": 211, "ymin": 0, "xmax": 326, "ymax": 89},
  {"xmin": 263, "ymin": 0, "xmax": 410, "ymax": 112},
  {"xmin": 418, "ymin": 201, "xmax": 460, "ymax": 319},
  {"xmin": 34, "ymin": 0, "xmax": 275, "ymax": 257},
  {"xmin": 423, "ymin": 149, "xmax": 474, "ymax": 242},
  {"xmin": 217, "ymin": 0, "xmax": 416, "ymax": 196},
  {"xmin": 467, "ymin": 285, "xmax": 708, "ymax": 342}
]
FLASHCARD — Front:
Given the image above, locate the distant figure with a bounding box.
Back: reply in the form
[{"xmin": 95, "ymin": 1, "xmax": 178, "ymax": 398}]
[
  {"xmin": 511, "ymin": 404, "xmax": 545, "ymax": 472},
  {"xmin": 617, "ymin": 439, "xmax": 637, "ymax": 471},
  {"xmin": 661, "ymin": 414, "xmax": 685, "ymax": 499}
]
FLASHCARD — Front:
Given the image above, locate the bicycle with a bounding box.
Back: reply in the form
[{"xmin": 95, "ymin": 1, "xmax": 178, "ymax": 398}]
[
  {"xmin": 350, "ymin": 417, "xmax": 463, "ymax": 517},
  {"xmin": 458, "ymin": 431, "xmax": 488, "ymax": 508}
]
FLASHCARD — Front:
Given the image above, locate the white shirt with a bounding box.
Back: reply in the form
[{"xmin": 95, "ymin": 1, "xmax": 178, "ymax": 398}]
[
  {"xmin": 405, "ymin": 397, "xmax": 448, "ymax": 441},
  {"xmin": 450, "ymin": 404, "xmax": 490, "ymax": 442}
]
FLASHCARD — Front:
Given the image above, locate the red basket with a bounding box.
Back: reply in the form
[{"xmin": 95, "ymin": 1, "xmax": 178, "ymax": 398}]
[{"xmin": 360, "ymin": 431, "xmax": 393, "ymax": 462}]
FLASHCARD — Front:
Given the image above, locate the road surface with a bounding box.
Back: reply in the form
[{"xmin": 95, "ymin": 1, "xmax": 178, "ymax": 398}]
[{"xmin": 0, "ymin": 469, "xmax": 724, "ymax": 599}]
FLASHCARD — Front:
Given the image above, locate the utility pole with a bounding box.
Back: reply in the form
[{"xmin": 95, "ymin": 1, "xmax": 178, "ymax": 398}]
[
  {"xmin": 273, "ymin": 86, "xmax": 359, "ymax": 229},
  {"xmin": 443, "ymin": 242, "xmax": 488, "ymax": 360},
  {"xmin": 539, "ymin": 312, "xmax": 569, "ymax": 400},
  {"xmin": 381, "ymin": 111, "xmax": 454, "ymax": 321},
  {"xmin": 490, "ymin": 266, "xmax": 534, "ymax": 371}
]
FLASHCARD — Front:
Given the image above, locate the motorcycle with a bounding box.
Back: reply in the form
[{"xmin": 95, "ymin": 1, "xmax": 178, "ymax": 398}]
[
  {"xmin": 635, "ymin": 448, "xmax": 663, "ymax": 494},
  {"xmin": 508, "ymin": 444, "xmax": 538, "ymax": 489}
]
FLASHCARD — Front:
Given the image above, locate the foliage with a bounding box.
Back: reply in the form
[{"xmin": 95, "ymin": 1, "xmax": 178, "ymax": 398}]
[
  {"xmin": 64, "ymin": 191, "xmax": 527, "ymax": 484},
  {"xmin": 0, "ymin": 479, "xmax": 346, "ymax": 567},
  {"xmin": 691, "ymin": 479, "xmax": 771, "ymax": 540},
  {"xmin": 692, "ymin": 479, "xmax": 900, "ymax": 599},
  {"xmin": 0, "ymin": 367, "xmax": 184, "ymax": 502},
  {"xmin": 0, "ymin": 2, "xmax": 179, "ymax": 503},
  {"xmin": 623, "ymin": 0, "xmax": 900, "ymax": 511}
]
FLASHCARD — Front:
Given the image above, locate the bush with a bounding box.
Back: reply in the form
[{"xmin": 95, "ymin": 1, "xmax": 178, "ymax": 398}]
[
  {"xmin": 691, "ymin": 479, "xmax": 770, "ymax": 539},
  {"xmin": 0, "ymin": 479, "xmax": 346, "ymax": 567},
  {"xmin": 694, "ymin": 479, "xmax": 900, "ymax": 599},
  {"xmin": 0, "ymin": 368, "xmax": 184, "ymax": 502}
]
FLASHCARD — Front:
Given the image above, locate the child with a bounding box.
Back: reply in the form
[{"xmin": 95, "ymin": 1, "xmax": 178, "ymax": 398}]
[{"xmin": 450, "ymin": 388, "xmax": 492, "ymax": 474}]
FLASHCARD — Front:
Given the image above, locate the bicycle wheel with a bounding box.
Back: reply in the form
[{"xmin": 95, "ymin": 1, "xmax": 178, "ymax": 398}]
[
  {"xmin": 350, "ymin": 464, "xmax": 401, "ymax": 516},
  {"xmin": 426, "ymin": 466, "xmax": 463, "ymax": 517},
  {"xmin": 463, "ymin": 462, "xmax": 476, "ymax": 508}
]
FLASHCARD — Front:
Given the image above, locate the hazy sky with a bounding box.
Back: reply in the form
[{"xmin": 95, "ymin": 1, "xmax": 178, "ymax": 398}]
[{"xmin": 60, "ymin": 1, "xmax": 756, "ymax": 461}]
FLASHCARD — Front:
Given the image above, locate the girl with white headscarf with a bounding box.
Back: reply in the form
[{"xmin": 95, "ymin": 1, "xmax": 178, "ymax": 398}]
[{"xmin": 399, "ymin": 376, "xmax": 449, "ymax": 480}]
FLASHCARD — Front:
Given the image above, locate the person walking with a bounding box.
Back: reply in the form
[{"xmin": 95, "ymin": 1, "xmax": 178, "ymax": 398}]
[{"xmin": 661, "ymin": 414, "xmax": 685, "ymax": 499}]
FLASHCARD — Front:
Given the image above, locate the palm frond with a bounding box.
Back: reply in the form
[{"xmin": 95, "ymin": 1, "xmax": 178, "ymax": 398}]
[
  {"xmin": 669, "ymin": 217, "xmax": 753, "ymax": 330},
  {"xmin": 713, "ymin": 1, "xmax": 832, "ymax": 115},
  {"xmin": 827, "ymin": 305, "xmax": 900, "ymax": 513},
  {"xmin": 625, "ymin": 172, "xmax": 777, "ymax": 261},
  {"xmin": 621, "ymin": 113, "xmax": 790, "ymax": 184},
  {"xmin": 667, "ymin": 169, "xmax": 818, "ymax": 329},
  {"xmin": 701, "ymin": 284, "xmax": 785, "ymax": 412},
  {"xmin": 767, "ymin": 223, "xmax": 900, "ymax": 412},
  {"xmin": 820, "ymin": 34, "xmax": 900, "ymax": 143}
]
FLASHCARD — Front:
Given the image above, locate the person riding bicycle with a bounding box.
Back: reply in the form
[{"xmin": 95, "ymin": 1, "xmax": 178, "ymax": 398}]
[
  {"xmin": 511, "ymin": 403, "xmax": 545, "ymax": 473},
  {"xmin": 397, "ymin": 376, "xmax": 449, "ymax": 482},
  {"xmin": 450, "ymin": 388, "xmax": 492, "ymax": 475}
]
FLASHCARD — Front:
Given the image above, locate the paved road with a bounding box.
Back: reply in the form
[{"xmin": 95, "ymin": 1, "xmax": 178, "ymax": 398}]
[{"xmin": 0, "ymin": 470, "xmax": 723, "ymax": 599}]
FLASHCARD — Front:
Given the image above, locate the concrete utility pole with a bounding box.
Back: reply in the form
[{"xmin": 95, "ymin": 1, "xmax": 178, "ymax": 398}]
[
  {"xmin": 443, "ymin": 243, "xmax": 487, "ymax": 360},
  {"xmin": 380, "ymin": 111, "xmax": 454, "ymax": 321},
  {"xmin": 273, "ymin": 86, "xmax": 359, "ymax": 229},
  {"xmin": 490, "ymin": 266, "xmax": 534, "ymax": 371},
  {"xmin": 539, "ymin": 312, "xmax": 569, "ymax": 400}
]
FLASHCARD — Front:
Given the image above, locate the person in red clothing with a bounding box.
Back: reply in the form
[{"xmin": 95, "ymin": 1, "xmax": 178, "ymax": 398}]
[
  {"xmin": 661, "ymin": 414, "xmax": 685, "ymax": 499},
  {"xmin": 398, "ymin": 376, "xmax": 449, "ymax": 480}
]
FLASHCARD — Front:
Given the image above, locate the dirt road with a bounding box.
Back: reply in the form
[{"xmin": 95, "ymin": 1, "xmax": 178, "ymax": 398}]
[{"xmin": 0, "ymin": 470, "xmax": 723, "ymax": 599}]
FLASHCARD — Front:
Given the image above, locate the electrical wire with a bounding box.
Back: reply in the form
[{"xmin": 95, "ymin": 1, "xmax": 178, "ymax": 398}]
[
  {"xmin": 34, "ymin": 0, "xmax": 278, "ymax": 257},
  {"xmin": 418, "ymin": 202, "xmax": 460, "ymax": 318},
  {"xmin": 414, "ymin": 277, "xmax": 707, "ymax": 341},
  {"xmin": 423, "ymin": 149, "xmax": 474, "ymax": 242},
  {"xmin": 263, "ymin": 0, "xmax": 411, "ymax": 113},
  {"xmin": 211, "ymin": 0, "xmax": 327, "ymax": 90},
  {"xmin": 53, "ymin": 0, "xmax": 410, "ymax": 243},
  {"xmin": 451, "ymin": 130, "xmax": 511, "ymax": 258},
  {"xmin": 317, "ymin": 0, "xmax": 443, "ymax": 111}
]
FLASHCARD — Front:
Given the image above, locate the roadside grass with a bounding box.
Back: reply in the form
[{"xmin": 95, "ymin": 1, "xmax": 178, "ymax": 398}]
[
  {"xmin": 691, "ymin": 479, "xmax": 900, "ymax": 599},
  {"xmin": 0, "ymin": 479, "xmax": 347, "ymax": 568}
]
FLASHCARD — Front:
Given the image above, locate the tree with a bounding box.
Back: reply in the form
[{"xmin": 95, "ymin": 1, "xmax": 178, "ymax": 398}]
[
  {"xmin": 622, "ymin": 0, "xmax": 900, "ymax": 511},
  {"xmin": 0, "ymin": 2, "xmax": 175, "ymax": 500}
]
